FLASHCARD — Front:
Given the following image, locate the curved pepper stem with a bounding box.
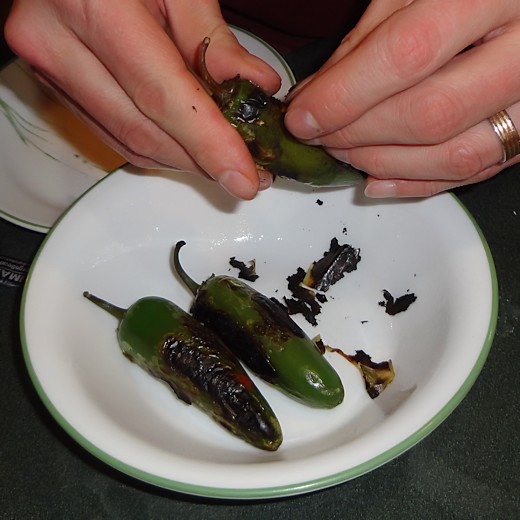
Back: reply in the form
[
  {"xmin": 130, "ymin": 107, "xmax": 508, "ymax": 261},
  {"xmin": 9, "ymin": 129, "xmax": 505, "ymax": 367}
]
[
  {"xmin": 197, "ymin": 37, "xmax": 228, "ymax": 101},
  {"xmin": 171, "ymin": 241, "xmax": 200, "ymax": 296},
  {"xmin": 83, "ymin": 291, "xmax": 126, "ymax": 321}
]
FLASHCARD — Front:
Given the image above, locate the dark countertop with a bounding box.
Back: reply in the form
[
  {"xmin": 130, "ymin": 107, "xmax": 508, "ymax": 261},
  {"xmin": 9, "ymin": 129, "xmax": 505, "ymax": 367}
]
[{"xmin": 1, "ymin": 25, "xmax": 519, "ymax": 520}]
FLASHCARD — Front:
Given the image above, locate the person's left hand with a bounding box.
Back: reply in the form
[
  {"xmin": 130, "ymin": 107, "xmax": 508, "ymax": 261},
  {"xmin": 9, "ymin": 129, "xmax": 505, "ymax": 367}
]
[{"xmin": 285, "ymin": 0, "xmax": 520, "ymax": 197}]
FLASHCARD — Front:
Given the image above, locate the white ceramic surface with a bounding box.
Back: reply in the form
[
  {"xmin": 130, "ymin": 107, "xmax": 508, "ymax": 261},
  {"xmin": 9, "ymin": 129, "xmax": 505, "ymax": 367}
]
[
  {"xmin": 0, "ymin": 28, "xmax": 295, "ymax": 233},
  {"xmin": 20, "ymin": 166, "xmax": 497, "ymax": 499}
]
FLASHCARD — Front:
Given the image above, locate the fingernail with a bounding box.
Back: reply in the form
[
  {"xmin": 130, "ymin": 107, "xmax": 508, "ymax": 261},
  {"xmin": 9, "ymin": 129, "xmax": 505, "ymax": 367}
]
[
  {"xmin": 257, "ymin": 170, "xmax": 273, "ymax": 191},
  {"xmin": 285, "ymin": 75, "xmax": 314, "ymax": 101},
  {"xmin": 304, "ymin": 137, "xmax": 323, "ymax": 146},
  {"xmin": 218, "ymin": 170, "xmax": 257, "ymax": 200},
  {"xmin": 328, "ymin": 148, "xmax": 349, "ymax": 162},
  {"xmin": 285, "ymin": 107, "xmax": 322, "ymax": 139},
  {"xmin": 364, "ymin": 180, "xmax": 398, "ymax": 198}
]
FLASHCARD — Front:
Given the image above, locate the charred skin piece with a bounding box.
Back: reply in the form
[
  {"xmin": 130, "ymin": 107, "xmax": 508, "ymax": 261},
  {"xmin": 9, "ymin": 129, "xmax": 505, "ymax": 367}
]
[
  {"xmin": 229, "ymin": 256, "xmax": 259, "ymax": 282},
  {"xmin": 284, "ymin": 238, "xmax": 361, "ymax": 325},
  {"xmin": 344, "ymin": 350, "xmax": 395, "ymax": 399},
  {"xmin": 379, "ymin": 289, "xmax": 417, "ymax": 315},
  {"xmin": 316, "ymin": 339, "xmax": 395, "ymax": 399},
  {"xmin": 83, "ymin": 291, "xmax": 282, "ymax": 451},
  {"xmin": 198, "ymin": 37, "xmax": 364, "ymax": 187},
  {"xmin": 172, "ymin": 241, "xmax": 344, "ymax": 408},
  {"xmin": 303, "ymin": 238, "xmax": 361, "ymax": 292}
]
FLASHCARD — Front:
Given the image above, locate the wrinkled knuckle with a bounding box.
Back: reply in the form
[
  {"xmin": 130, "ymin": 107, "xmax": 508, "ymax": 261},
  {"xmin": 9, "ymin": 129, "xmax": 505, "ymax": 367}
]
[
  {"xmin": 329, "ymin": 82, "xmax": 354, "ymax": 114},
  {"xmin": 4, "ymin": 13, "xmax": 41, "ymax": 63},
  {"xmin": 360, "ymin": 151, "xmax": 390, "ymax": 177},
  {"xmin": 6, "ymin": 2, "xmax": 77, "ymax": 65},
  {"xmin": 322, "ymin": 126, "xmax": 357, "ymax": 148},
  {"xmin": 411, "ymin": 89, "xmax": 463, "ymax": 143},
  {"xmin": 3, "ymin": 15, "xmax": 23, "ymax": 52},
  {"xmin": 384, "ymin": 19, "xmax": 439, "ymax": 80},
  {"xmin": 311, "ymin": 84, "xmax": 356, "ymax": 131},
  {"xmin": 446, "ymin": 140, "xmax": 483, "ymax": 180},
  {"xmin": 119, "ymin": 120, "xmax": 162, "ymax": 160},
  {"xmin": 132, "ymin": 79, "xmax": 170, "ymax": 122}
]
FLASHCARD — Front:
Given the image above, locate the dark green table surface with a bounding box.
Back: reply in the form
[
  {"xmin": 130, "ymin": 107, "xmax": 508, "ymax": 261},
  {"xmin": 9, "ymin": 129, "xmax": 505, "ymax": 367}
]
[{"xmin": 1, "ymin": 21, "xmax": 519, "ymax": 520}]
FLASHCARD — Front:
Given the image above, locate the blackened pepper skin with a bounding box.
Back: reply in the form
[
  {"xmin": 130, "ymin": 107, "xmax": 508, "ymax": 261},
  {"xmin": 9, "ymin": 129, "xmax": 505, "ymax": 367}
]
[
  {"xmin": 198, "ymin": 37, "xmax": 364, "ymax": 188},
  {"xmin": 172, "ymin": 241, "xmax": 344, "ymax": 408},
  {"xmin": 83, "ymin": 291, "xmax": 282, "ymax": 451}
]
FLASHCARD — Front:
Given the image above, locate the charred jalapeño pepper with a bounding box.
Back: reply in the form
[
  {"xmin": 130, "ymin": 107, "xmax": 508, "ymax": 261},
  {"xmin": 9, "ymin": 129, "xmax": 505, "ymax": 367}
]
[
  {"xmin": 172, "ymin": 241, "xmax": 344, "ymax": 408},
  {"xmin": 197, "ymin": 37, "xmax": 364, "ymax": 188},
  {"xmin": 83, "ymin": 291, "xmax": 282, "ymax": 451}
]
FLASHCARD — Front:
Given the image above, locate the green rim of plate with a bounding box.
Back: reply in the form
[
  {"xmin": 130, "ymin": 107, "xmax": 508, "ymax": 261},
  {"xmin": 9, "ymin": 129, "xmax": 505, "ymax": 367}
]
[
  {"xmin": 18, "ymin": 176, "xmax": 498, "ymax": 500},
  {"xmin": 0, "ymin": 208, "xmax": 51, "ymax": 233}
]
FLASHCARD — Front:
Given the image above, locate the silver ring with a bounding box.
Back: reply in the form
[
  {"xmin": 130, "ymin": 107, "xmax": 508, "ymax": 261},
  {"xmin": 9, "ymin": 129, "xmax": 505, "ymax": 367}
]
[{"xmin": 488, "ymin": 109, "xmax": 520, "ymax": 162}]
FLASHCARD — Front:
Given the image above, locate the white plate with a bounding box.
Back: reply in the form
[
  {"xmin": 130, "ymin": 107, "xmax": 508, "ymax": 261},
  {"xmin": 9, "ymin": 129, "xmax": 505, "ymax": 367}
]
[
  {"xmin": 0, "ymin": 27, "xmax": 295, "ymax": 233},
  {"xmin": 20, "ymin": 167, "xmax": 497, "ymax": 499}
]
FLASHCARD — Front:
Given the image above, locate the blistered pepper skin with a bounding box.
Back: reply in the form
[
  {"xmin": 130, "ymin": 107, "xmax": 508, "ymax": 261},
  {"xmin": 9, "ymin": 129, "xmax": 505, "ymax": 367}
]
[
  {"xmin": 198, "ymin": 38, "xmax": 364, "ymax": 188},
  {"xmin": 83, "ymin": 292, "xmax": 282, "ymax": 451},
  {"xmin": 173, "ymin": 241, "xmax": 344, "ymax": 408}
]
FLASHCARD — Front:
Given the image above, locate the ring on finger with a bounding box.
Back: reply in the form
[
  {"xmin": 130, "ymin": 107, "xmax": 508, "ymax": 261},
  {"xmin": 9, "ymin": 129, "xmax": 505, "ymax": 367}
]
[{"xmin": 488, "ymin": 109, "xmax": 520, "ymax": 162}]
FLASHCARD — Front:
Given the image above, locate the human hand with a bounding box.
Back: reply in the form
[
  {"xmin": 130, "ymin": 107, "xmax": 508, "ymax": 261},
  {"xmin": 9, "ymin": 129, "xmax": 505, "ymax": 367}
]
[
  {"xmin": 285, "ymin": 0, "xmax": 520, "ymax": 197},
  {"xmin": 5, "ymin": 0, "xmax": 281, "ymax": 199}
]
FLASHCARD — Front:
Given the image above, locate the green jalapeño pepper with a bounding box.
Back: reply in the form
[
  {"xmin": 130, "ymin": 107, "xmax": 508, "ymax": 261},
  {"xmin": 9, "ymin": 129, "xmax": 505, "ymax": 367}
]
[
  {"xmin": 172, "ymin": 241, "xmax": 344, "ymax": 408},
  {"xmin": 83, "ymin": 291, "xmax": 282, "ymax": 451},
  {"xmin": 198, "ymin": 37, "xmax": 364, "ymax": 188}
]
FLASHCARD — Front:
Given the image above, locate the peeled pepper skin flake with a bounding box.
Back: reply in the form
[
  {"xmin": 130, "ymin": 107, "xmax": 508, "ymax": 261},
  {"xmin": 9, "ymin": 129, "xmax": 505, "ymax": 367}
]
[{"xmin": 317, "ymin": 339, "xmax": 395, "ymax": 399}]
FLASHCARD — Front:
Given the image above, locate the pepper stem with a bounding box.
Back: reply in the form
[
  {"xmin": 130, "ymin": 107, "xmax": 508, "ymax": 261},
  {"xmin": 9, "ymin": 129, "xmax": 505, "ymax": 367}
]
[
  {"xmin": 197, "ymin": 37, "xmax": 227, "ymax": 100},
  {"xmin": 171, "ymin": 241, "xmax": 200, "ymax": 296},
  {"xmin": 83, "ymin": 291, "xmax": 126, "ymax": 321}
]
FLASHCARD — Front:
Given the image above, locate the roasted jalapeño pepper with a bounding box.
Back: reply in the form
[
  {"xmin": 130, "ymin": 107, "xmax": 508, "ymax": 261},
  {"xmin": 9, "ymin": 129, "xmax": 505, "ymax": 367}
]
[
  {"xmin": 172, "ymin": 241, "xmax": 344, "ymax": 408},
  {"xmin": 83, "ymin": 291, "xmax": 282, "ymax": 451},
  {"xmin": 197, "ymin": 37, "xmax": 364, "ymax": 188}
]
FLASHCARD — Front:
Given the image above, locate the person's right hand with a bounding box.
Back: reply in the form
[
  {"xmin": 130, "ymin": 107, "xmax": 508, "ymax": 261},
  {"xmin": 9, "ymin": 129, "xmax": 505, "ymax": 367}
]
[
  {"xmin": 5, "ymin": 0, "xmax": 281, "ymax": 199},
  {"xmin": 285, "ymin": 0, "xmax": 520, "ymax": 198}
]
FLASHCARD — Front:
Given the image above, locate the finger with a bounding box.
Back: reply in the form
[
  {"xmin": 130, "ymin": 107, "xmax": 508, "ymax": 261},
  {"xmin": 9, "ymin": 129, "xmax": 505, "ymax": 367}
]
[
  {"xmin": 16, "ymin": 1, "xmax": 263, "ymax": 199},
  {"xmin": 41, "ymin": 68, "xmax": 275, "ymax": 189},
  {"xmin": 329, "ymin": 101, "xmax": 520, "ymax": 190},
  {"xmin": 321, "ymin": 0, "xmax": 413, "ymax": 70},
  {"xmin": 72, "ymin": 2, "xmax": 261, "ymax": 194},
  {"xmin": 165, "ymin": 0, "xmax": 281, "ymax": 93},
  {"xmin": 5, "ymin": 0, "xmax": 279, "ymax": 199},
  {"xmin": 257, "ymin": 170, "xmax": 274, "ymax": 191},
  {"xmin": 316, "ymin": 26, "xmax": 520, "ymax": 148},
  {"xmin": 6, "ymin": 4, "xmax": 162, "ymax": 166},
  {"xmin": 40, "ymin": 66, "xmax": 276, "ymax": 191},
  {"xmin": 285, "ymin": 0, "xmax": 516, "ymax": 139},
  {"xmin": 286, "ymin": 0, "xmax": 411, "ymax": 102},
  {"xmin": 34, "ymin": 70, "xmax": 202, "ymax": 172},
  {"xmin": 25, "ymin": 20, "xmax": 209, "ymax": 172},
  {"xmin": 6, "ymin": 3, "xmax": 216, "ymax": 178},
  {"xmin": 329, "ymin": 119, "xmax": 500, "ymax": 179},
  {"xmin": 363, "ymin": 162, "xmax": 509, "ymax": 198}
]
